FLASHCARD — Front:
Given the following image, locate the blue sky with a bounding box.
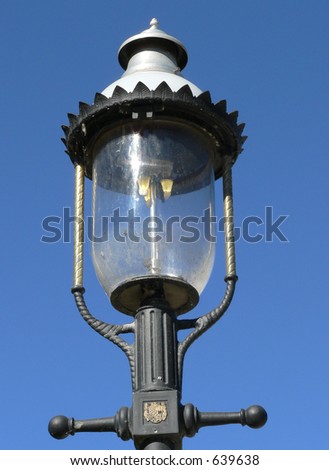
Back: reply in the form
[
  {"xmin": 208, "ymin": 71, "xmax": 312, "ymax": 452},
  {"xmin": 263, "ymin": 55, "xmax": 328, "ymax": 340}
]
[{"xmin": 1, "ymin": 0, "xmax": 328, "ymax": 450}]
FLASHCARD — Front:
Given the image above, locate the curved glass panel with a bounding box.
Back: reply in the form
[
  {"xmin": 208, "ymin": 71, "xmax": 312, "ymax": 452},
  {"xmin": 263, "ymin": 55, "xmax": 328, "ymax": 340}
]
[{"xmin": 91, "ymin": 119, "xmax": 215, "ymax": 314}]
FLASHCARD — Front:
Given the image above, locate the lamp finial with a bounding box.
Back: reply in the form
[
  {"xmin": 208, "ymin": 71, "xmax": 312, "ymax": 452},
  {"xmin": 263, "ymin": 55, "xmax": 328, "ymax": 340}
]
[{"xmin": 150, "ymin": 18, "xmax": 159, "ymax": 29}]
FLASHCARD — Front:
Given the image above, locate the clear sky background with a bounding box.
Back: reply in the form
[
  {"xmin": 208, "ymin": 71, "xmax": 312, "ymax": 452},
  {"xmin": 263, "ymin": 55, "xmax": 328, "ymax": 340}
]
[{"xmin": 1, "ymin": 0, "xmax": 328, "ymax": 451}]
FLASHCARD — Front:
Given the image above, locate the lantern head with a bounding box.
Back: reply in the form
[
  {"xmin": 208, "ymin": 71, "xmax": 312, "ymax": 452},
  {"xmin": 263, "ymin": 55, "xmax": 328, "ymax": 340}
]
[{"xmin": 62, "ymin": 19, "xmax": 246, "ymax": 315}]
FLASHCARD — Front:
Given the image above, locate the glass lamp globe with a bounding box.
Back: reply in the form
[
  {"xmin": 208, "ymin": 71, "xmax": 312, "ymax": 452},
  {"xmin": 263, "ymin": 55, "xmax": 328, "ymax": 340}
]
[{"xmin": 91, "ymin": 118, "xmax": 215, "ymax": 315}]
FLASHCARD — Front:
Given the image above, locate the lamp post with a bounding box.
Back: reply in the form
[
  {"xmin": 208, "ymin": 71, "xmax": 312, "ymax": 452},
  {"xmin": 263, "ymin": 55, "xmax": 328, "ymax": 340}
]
[{"xmin": 49, "ymin": 19, "xmax": 267, "ymax": 450}]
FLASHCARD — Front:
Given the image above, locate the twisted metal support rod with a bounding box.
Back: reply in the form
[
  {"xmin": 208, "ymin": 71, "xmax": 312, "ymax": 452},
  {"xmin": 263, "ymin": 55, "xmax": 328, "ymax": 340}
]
[
  {"xmin": 71, "ymin": 164, "xmax": 135, "ymax": 383},
  {"xmin": 73, "ymin": 164, "xmax": 85, "ymax": 288},
  {"xmin": 177, "ymin": 154, "xmax": 238, "ymax": 385},
  {"xmin": 72, "ymin": 289, "xmax": 135, "ymax": 372},
  {"xmin": 222, "ymin": 154, "xmax": 237, "ymax": 278}
]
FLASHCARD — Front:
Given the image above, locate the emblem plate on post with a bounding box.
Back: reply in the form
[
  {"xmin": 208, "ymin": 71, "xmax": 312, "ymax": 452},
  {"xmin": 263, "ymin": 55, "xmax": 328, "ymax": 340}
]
[{"xmin": 143, "ymin": 401, "xmax": 168, "ymax": 424}]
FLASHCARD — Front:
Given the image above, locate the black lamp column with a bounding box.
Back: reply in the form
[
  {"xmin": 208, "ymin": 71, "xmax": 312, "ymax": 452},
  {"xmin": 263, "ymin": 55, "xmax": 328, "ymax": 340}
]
[{"xmin": 132, "ymin": 302, "xmax": 181, "ymax": 450}]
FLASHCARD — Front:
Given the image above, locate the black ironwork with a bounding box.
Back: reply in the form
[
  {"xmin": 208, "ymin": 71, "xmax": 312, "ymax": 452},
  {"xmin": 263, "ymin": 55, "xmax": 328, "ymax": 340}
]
[
  {"xmin": 61, "ymin": 82, "xmax": 247, "ymax": 181},
  {"xmin": 49, "ymin": 399, "xmax": 267, "ymax": 449},
  {"xmin": 49, "ymin": 286, "xmax": 267, "ymax": 449}
]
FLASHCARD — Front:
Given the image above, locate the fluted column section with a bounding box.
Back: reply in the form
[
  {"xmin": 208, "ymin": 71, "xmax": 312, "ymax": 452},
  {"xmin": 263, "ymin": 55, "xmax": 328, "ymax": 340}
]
[{"xmin": 134, "ymin": 305, "xmax": 178, "ymax": 393}]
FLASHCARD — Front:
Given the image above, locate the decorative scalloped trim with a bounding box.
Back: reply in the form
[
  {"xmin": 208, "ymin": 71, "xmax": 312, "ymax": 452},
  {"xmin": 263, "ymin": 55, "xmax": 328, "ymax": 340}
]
[{"xmin": 61, "ymin": 81, "xmax": 247, "ymax": 177}]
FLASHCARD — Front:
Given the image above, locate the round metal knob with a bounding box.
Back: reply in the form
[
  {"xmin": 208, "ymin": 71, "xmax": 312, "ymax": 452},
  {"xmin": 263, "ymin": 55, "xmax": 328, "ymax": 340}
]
[
  {"xmin": 244, "ymin": 406, "xmax": 268, "ymax": 429},
  {"xmin": 48, "ymin": 415, "xmax": 73, "ymax": 439}
]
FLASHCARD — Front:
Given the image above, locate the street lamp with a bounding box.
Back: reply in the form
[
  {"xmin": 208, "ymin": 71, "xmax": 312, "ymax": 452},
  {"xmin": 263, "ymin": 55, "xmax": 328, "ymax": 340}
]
[{"xmin": 49, "ymin": 19, "xmax": 267, "ymax": 450}]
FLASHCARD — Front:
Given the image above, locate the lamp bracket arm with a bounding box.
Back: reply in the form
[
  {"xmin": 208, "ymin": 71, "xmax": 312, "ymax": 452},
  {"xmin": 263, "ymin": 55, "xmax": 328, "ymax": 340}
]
[
  {"xmin": 177, "ymin": 277, "xmax": 236, "ymax": 380},
  {"xmin": 183, "ymin": 403, "xmax": 267, "ymax": 437},
  {"xmin": 48, "ymin": 407, "xmax": 131, "ymax": 441},
  {"xmin": 72, "ymin": 288, "xmax": 134, "ymax": 364}
]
